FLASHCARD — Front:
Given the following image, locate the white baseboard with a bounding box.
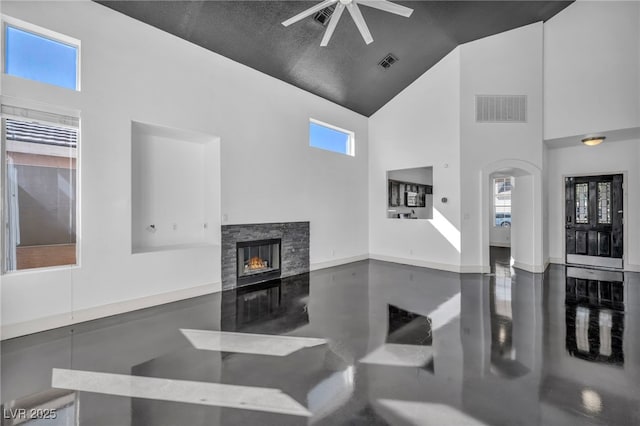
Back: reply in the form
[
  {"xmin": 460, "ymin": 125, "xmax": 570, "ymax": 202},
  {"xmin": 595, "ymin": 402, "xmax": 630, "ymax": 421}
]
[
  {"xmin": 310, "ymin": 254, "xmax": 369, "ymax": 271},
  {"xmin": 512, "ymin": 261, "xmax": 546, "ymax": 273},
  {"xmin": 624, "ymin": 263, "xmax": 640, "ymax": 272},
  {"xmin": 549, "ymin": 257, "xmax": 564, "ymax": 265},
  {"xmin": 1, "ymin": 282, "xmax": 220, "ymax": 341},
  {"xmin": 369, "ymin": 254, "xmax": 485, "ymax": 273},
  {"xmin": 475, "ymin": 265, "xmax": 492, "ymax": 274}
]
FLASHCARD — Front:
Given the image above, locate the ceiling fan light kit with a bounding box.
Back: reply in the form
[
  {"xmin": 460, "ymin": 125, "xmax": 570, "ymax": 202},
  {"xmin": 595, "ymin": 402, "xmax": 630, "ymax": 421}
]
[{"xmin": 282, "ymin": 0, "xmax": 414, "ymax": 46}]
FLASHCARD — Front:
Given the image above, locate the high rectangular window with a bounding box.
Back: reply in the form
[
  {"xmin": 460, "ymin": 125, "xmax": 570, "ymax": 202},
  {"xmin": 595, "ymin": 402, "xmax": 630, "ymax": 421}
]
[
  {"xmin": 3, "ymin": 106, "xmax": 79, "ymax": 271},
  {"xmin": 309, "ymin": 119, "xmax": 354, "ymax": 156},
  {"xmin": 4, "ymin": 20, "xmax": 79, "ymax": 90}
]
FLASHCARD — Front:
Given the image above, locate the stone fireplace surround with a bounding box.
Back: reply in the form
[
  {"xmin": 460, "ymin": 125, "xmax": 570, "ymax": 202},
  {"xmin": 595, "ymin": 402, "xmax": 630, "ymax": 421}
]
[{"xmin": 221, "ymin": 222, "xmax": 310, "ymax": 290}]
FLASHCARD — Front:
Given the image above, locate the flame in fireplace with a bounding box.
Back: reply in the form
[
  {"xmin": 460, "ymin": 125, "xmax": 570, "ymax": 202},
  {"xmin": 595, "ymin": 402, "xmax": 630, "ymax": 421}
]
[{"xmin": 247, "ymin": 256, "xmax": 267, "ymax": 270}]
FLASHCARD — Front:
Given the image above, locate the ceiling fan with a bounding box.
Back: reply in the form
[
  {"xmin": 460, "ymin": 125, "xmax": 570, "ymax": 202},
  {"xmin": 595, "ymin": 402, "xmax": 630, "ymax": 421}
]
[{"xmin": 282, "ymin": 0, "xmax": 414, "ymax": 46}]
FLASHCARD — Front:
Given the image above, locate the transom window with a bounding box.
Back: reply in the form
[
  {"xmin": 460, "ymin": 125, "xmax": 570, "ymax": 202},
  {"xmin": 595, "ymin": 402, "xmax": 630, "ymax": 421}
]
[
  {"xmin": 4, "ymin": 18, "xmax": 79, "ymax": 90},
  {"xmin": 309, "ymin": 119, "xmax": 354, "ymax": 156}
]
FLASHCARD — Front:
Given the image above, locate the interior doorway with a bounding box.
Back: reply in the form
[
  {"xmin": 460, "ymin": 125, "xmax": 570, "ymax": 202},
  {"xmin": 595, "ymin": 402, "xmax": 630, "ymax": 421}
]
[
  {"xmin": 565, "ymin": 174, "xmax": 623, "ymax": 269},
  {"xmin": 481, "ymin": 159, "xmax": 543, "ymax": 274},
  {"xmin": 489, "ymin": 175, "xmax": 513, "ymax": 258}
]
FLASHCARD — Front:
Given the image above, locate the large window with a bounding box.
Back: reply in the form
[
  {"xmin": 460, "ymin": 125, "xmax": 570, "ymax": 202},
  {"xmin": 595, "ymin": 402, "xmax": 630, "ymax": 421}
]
[
  {"xmin": 493, "ymin": 177, "xmax": 512, "ymax": 228},
  {"xmin": 309, "ymin": 119, "xmax": 354, "ymax": 156},
  {"xmin": 3, "ymin": 106, "xmax": 79, "ymax": 271},
  {"xmin": 4, "ymin": 19, "xmax": 79, "ymax": 90}
]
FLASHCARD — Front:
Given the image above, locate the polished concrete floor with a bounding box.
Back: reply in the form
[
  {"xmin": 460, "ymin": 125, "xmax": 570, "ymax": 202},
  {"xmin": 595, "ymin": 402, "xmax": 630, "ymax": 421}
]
[{"xmin": 2, "ymin": 251, "xmax": 639, "ymax": 425}]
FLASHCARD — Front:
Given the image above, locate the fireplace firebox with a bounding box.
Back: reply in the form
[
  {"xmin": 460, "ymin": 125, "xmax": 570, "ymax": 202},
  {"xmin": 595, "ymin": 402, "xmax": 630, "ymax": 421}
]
[{"xmin": 236, "ymin": 238, "xmax": 281, "ymax": 285}]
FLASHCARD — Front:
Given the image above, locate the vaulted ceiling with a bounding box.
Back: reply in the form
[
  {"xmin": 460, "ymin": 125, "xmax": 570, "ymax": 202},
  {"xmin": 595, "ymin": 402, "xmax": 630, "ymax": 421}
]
[{"xmin": 97, "ymin": 1, "xmax": 572, "ymax": 116}]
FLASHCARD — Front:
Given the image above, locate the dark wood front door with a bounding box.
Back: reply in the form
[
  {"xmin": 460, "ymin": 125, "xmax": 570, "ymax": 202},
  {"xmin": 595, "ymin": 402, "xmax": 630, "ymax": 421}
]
[{"xmin": 565, "ymin": 174, "xmax": 623, "ymax": 269}]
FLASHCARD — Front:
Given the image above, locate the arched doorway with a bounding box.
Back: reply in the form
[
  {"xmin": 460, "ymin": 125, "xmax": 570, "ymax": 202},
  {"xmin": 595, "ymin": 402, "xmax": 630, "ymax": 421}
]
[{"xmin": 481, "ymin": 160, "xmax": 543, "ymax": 273}]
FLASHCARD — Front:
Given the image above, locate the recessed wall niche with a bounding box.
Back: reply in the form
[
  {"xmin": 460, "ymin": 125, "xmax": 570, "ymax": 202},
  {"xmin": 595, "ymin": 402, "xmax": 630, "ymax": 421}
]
[
  {"xmin": 131, "ymin": 121, "xmax": 220, "ymax": 253},
  {"xmin": 387, "ymin": 166, "xmax": 433, "ymax": 219}
]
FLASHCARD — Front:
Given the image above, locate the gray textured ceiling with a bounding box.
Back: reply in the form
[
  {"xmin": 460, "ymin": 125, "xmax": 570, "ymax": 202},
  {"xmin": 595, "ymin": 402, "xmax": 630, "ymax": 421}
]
[{"xmin": 97, "ymin": 1, "xmax": 572, "ymax": 116}]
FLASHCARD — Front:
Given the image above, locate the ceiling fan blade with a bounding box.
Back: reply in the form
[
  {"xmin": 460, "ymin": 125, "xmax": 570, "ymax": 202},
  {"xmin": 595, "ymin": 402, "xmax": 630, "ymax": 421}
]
[
  {"xmin": 346, "ymin": 2, "xmax": 373, "ymax": 44},
  {"xmin": 358, "ymin": 0, "xmax": 413, "ymax": 18},
  {"xmin": 320, "ymin": 3, "xmax": 345, "ymax": 46},
  {"xmin": 282, "ymin": 0, "xmax": 338, "ymax": 27}
]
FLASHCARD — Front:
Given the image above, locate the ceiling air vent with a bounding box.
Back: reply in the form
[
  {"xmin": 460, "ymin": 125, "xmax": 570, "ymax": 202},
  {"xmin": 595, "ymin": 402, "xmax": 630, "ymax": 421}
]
[
  {"xmin": 378, "ymin": 53, "xmax": 399, "ymax": 70},
  {"xmin": 476, "ymin": 95, "xmax": 527, "ymax": 123},
  {"xmin": 313, "ymin": 5, "xmax": 336, "ymax": 26}
]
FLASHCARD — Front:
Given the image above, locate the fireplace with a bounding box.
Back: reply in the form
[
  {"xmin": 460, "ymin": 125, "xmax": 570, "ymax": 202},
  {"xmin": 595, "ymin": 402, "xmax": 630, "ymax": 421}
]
[
  {"xmin": 236, "ymin": 238, "xmax": 281, "ymax": 285},
  {"xmin": 222, "ymin": 222, "xmax": 309, "ymax": 290}
]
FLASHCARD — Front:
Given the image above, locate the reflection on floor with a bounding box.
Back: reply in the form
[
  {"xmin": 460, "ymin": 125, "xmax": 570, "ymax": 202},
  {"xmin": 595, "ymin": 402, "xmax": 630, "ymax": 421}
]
[
  {"xmin": 180, "ymin": 329, "xmax": 326, "ymax": 356},
  {"xmin": 52, "ymin": 368, "xmax": 312, "ymax": 416},
  {"xmin": 488, "ymin": 247, "xmax": 530, "ymax": 379},
  {"xmin": 386, "ymin": 305, "xmax": 432, "ymax": 346},
  {"xmin": 565, "ymin": 267, "xmax": 625, "ymax": 365},
  {"xmin": 2, "ymin": 254, "xmax": 640, "ymax": 425}
]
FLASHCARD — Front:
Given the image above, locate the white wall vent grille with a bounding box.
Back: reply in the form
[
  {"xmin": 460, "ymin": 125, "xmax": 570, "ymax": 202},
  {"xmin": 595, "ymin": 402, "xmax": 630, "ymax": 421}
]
[{"xmin": 475, "ymin": 95, "xmax": 527, "ymax": 123}]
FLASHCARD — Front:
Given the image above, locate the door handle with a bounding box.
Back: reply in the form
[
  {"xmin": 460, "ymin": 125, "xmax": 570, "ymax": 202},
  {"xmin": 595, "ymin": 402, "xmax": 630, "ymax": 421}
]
[{"xmin": 618, "ymin": 210, "xmax": 623, "ymax": 214}]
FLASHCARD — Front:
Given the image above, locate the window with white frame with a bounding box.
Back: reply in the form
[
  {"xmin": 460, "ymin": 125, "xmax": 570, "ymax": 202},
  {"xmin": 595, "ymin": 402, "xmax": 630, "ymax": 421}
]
[
  {"xmin": 3, "ymin": 105, "xmax": 79, "ymax": 271},
  {"xmin": 309, "ymin": 119, "xmax": 354, "ymax": 156},
  {"xmin": 3, "ymin": 17, "xmax": 80, "ymax": 90},
  {"xmin": 493, "ymin": 177, "xmax": 512, "ymax": 228}
]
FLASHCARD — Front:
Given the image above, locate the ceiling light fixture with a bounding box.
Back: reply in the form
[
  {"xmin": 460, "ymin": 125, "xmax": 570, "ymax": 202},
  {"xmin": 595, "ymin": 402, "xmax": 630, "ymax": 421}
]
[
  {"xmin": 282, "ymin": 0, "xmax": 413, "ymax": 47},
  {"xmin": 581, "ymin": 136, "xmax": 606, "ymax": 146}
]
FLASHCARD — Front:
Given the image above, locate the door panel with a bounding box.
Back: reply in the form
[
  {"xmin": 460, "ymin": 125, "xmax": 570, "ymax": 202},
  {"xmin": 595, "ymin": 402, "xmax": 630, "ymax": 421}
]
[
  {"xmin": 565, "ymin": 174, "xmax": 623, "ymax": 268},
  {"xmin": 576, "ymin": 231, "xmax": 588, "ymax": 255},
  {"xmin": 597, "ymin": 232, "xmax": 611, "ymax": 256}
]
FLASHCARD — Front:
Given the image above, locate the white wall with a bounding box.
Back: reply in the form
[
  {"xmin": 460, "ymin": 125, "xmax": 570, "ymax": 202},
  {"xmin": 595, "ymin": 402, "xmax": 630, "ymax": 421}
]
[
  {"xmin": 131, "ymin": 123, "xmax": 220, "ymax": 252},
  {"xmin": 510, "ymin": 175, "xmax": 535, "ymax": 270},
  {"xmin": 544, "ymin": 1, "xmax": 640, "ymax": 140},
  {"xmin": 1, "ymin": 0, "xmax": 368, "ymax": 336},
  {"xmin": 369, "ymin": 23, "xmax": 546, "ymax": 273},
  {"xmin": 489, "ymin": 225, "xmax": 511, "ymax": 248},
  {"xmin": 368, "ymin": 49, "xmax": 462, "ymax": 272},
  {"xmin": 546, "ymin": 138, "xmax": 640, "ymax": 270},
  {"xmin": 459, "ymin": 23, "xmax": 544, "ymax": 272},
  {"xmin": 368, "ymin": 1, "xmax": 636, "ymax": 273},
  {"xmin": 542, "ymin": 144, "xmax": 551, "ymax": 269},
  {"xmin": 543, "ymin": 0, "xmax": 640, "ymax": 271}
]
